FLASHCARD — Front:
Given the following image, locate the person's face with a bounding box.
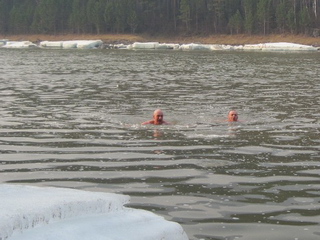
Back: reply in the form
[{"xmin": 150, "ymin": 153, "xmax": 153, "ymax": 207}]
[
  {"xmin": 228, "ymin": 111, "xmax": 238, "ymax": 121},
  {"xmin": 153, "ymin": 111, "xmax": 164, "ymax": 124}
]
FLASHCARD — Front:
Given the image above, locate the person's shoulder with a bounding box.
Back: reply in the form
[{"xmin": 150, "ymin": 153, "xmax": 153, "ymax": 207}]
[{"xmin": 141, "ymin": 120, "xmax": 154, "ymax": 125}]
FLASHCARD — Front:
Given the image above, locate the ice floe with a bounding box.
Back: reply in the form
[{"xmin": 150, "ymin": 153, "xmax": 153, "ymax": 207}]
[
  {"xmin": 241, "ymin": 42, "xmax": 319, "ymax": 51},
  {"xmin": 39, "ymin": 40, "xmax": 103, "ymax": 49},
  {"xmin": 126, "ymin": 41, "xmax": 319, "ymax": 52},
  {"xmin": 39, "ymin": 40, "xmax": 63, "ymax": 48},
  {"xmin": 0, "ymin": 39, "xmax": 319, "ymax": 52},
  {"xmin": 180, "ymin": 43, "xmax": 212, "ymax": 51},
  {"xmin": 131, "ymin": 41, "xmax": 159, "ymax": 49},
  {"xmin": 1, "ymin": 41, "xmax": 37, "ymax": 48},
  {"xmin": 176, "ymin": 42, "xmax": 318, "ymax": 51},
  {"xmin": 0, "ymin": 184, "xmax": 188, "ymax": 240},
  {"xmin": 0, "ymin": 39, "xmax": 7, "ymax": 47}
]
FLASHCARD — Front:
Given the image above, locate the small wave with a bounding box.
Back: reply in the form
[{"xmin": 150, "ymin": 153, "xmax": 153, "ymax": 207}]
[{"xmin": 185, "ymin": 133, "xmax": 231, "ymax": 139}]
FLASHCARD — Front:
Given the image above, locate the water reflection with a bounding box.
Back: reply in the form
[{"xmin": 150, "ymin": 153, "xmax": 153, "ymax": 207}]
[{"xmin": 153, "ymin": 129, "xmax": 164, "ymax": 138}]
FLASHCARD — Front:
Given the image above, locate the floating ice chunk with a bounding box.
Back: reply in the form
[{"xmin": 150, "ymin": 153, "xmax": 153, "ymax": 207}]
[
  {"xmin": 39, "ymin": 40, "xmax": 103, "ymax": 49},
  {"xmin": 132, "ymin": 42, "xmax": 159, "ymax": 49},
  {"xmin": 224, "ymin": 45, "xmax": 236, "ymax": 50},
  {"xmin": 242, "ymin": 43, "xmax": 264, "ymax": 51},
  {"xmin": 3, "ymin": 39, "xmax": 316, "ymax": 52},
  {"xmin": 261, "ymin": 42, "xmax": 318, "ymax": 51},
  {"xmin": 170, "ymin": 43, "xmax": 181, "ymax": 50},
  {"xmin": 61, "ymin": 40, "xmax": 78, "ymax": 49},
  {"xmin": 209, "ymin": 44, "xmax": 224, "ymax": 51},
  {"xmin": 180, "ymin": 43, "xmax": 211, "ymax": 51},
  {"xmin": 0, "ymin": 39, "xmax": 8, "ymax": 47},
  {"xmin": 2, "ymin": 41, "xmax": 37, "ymax": 48},
  {"xmin": 156, "ymin": 43, "xmax": 180, "ymax": 50},
  {"xmin": 233, "ymin": 45, "xmax": 244, "ymax": 50},
  {"xmin": 76, "ymin": 40, "xmax": 103, "ymax": 49},
  {"xmin": 179, "ymin": 44, "xmax": 191, "ymax": 50},
  {"xmin": 39, "ymin": 41, "xmax": 63, "ymax": 48},
  {"xmin": 0, "ymin": 184, "xmax": 188, "ymax": 240},
  {"xmin": 209, "ymin": 44, "xmax": 235, "ymax": 51},
  {"xmin": 241, "ymin": 42, "xmax": 318, "ymax": 51},
  {"xmin": 126, "ymin": 44, "xmax": 133, "ymax": 49},
  {"xmin": 114, "ymin": 43, "xmax": 131, "ymax": 49}
]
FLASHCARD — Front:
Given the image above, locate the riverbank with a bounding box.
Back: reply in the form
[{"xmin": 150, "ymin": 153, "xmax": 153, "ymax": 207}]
[{"xmin": 1, "ymin": 33, "xmax": 320, "ymax": 46}]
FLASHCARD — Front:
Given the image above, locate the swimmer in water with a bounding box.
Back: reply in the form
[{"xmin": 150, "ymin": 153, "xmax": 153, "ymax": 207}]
[
  {"xmin": 228, "ymin": 110, "xmax": 239, "ymax": 122},
  {"xmin": 142, "ymin": 109, "xmax": 170, "ymax": 125}
]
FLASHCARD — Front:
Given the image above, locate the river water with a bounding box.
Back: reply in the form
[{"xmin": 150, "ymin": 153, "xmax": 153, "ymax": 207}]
[{"xmin": 0, "ymin": 48, "xmax": 320, "ymax": 240}]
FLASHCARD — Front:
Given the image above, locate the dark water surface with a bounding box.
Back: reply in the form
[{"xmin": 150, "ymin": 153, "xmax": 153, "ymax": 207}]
[{"xmin": 0, "ymin": 48, "xmax": 320, "ymax": 240}]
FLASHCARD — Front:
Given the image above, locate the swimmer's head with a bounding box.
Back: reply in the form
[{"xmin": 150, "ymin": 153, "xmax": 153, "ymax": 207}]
[
  {"xmin": 228, "ymin": 110, "xmax": 238, "ymax": 122},
  {"xmin": 153, "ymin": 109, "xmax": 164, "ymax": 125}
]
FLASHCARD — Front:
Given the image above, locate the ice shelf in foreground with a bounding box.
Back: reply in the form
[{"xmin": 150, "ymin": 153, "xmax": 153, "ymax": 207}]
[{"xmin": 0, "ymin": 184, "xmax": 188, "ymax": 240}]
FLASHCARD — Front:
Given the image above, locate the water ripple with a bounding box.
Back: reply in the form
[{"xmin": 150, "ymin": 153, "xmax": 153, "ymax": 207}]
[{"xmin": 0, "ymin": 49, "xmax": 319, "ymax": 240}]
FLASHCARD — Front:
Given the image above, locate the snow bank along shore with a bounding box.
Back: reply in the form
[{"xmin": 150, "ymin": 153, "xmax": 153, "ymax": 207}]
[
  {"xmin": 0, "ymin": 184, "xmax": 188, "ymax": 240},
  {"xmin": 0, "ymin": 39, "xmax": 319, "ymax": 52}
]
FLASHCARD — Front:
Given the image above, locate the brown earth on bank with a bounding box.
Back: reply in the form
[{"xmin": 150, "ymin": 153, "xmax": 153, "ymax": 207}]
[{"xmin": 1, "ymin": 33, "xmax": 320, "ymax": 46}]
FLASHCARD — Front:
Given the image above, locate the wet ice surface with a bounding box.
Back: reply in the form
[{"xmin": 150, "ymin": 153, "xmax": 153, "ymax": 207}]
[{"xmin": 1, "ymin": 185, "xmax": 188, "ymax": 240}]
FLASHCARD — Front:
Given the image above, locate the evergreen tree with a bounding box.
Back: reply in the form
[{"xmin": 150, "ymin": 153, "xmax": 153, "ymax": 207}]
[
  {"xmin": 87, "ymin": 0, "xmax": 105, "ymax": 34},
  {"xmin": 104, "ymin": 0, "xmax": 115, "ymax": 32},
  {"xmin": 114, "ymin": 0, "xmax": 128, "ymax": 33},
  {"xmin": 9, "ymin": 6, "xmax": 19, "ymax": 34},
  {"xmin": 0, "ymin": 0, "xmax": 319, "ymax": 36},
  {"xmin": 275, "ymin": 0, "xmax": 287, "ymax": 33},
  {"xmin": 30, "ymin": 0, "xmax": 60, "ymax": 34},
  {"xmin": 189, "ymin": 0, "xmax": 207, "ymax": 33},
  {"xmin": 0, "ymin": 0, "xmax": 12, "ymax": 34},
  {"xmin": 257, "ymin": 0, "xmax": 271, "ymax": 35},
  {"xmin": 69, "ymin": 0, "xmax": 87, "ymax": 34},
  {"xmin": 287, "ymin": 7, "xmax": 296, "ymax": 34},
  {"xmin": 179, "ymin": 0, "xmax": 191, "ymax": 32},
  {"xmin": 243, "ymin": 0, "xmax": 256, "ymax": 34},
  {"xmin": 300, "ymin": 6, "xmax": 312, "ymax": 34},
  {"xmin": 127, "ymin": 1, "xmax": 138, "ymax": 34},
  {"xmin": 57, "ymin": 0, "xmax": 72, "ymax": 33},
  {"xmin": 213, "ymin": 0, "xmax": 227, "ymax": 33},
  {"xmin": 228, "ymin": 10, "xmax": 243, "ymax": 34}
]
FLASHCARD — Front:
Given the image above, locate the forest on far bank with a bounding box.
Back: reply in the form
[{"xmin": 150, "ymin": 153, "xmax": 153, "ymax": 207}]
[{"xmin": 1, "ymin": 0, "xmax": 320, "ymax": 38}]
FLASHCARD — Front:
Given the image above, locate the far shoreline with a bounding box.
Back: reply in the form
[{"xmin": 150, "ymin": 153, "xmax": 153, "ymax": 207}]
[{"xmin": 1, "ymin": 33, "xmax": 320, "ymax": 47}]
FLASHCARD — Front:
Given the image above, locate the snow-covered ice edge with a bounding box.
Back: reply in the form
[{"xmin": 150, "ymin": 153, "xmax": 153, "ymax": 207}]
[
  {"xmin": 0, "ymin": 184, "xmax": 188, "ymax": 240},
  {"xmin": 0, "ymin": 39, "xmax": 319, "ymax": 51}
]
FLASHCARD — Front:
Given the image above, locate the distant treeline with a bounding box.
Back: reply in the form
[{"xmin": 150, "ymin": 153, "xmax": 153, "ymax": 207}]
[{"xmin": 1, "ymin": 0, "xmax": 320, "ymax": 36}]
